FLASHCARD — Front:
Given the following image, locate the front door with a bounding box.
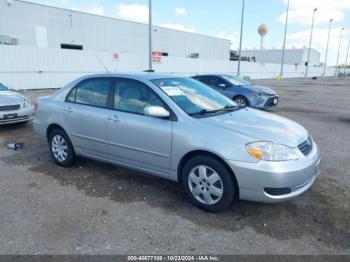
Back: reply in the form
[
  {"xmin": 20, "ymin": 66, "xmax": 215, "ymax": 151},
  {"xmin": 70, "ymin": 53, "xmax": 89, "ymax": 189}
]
[{"xmin": 106, "ymin": 78, "xmax": 173, "ymax": 175}]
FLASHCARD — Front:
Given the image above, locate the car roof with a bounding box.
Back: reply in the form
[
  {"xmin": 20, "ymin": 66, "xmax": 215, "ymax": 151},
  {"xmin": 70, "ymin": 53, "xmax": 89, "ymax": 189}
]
[
  {"xmin": 193, "ymin": 74, "xmax": 236, "ymax": 78},
  {"xmin": 78, "ymin": 72, "xmax": 185, "ymax": 81}
]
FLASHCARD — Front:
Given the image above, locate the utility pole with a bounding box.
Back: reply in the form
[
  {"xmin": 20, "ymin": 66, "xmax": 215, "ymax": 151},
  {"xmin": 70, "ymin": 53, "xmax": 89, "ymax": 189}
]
[
  {"xmin": 335, "ymin": 28, "xmax": 344, "ymax": 77},
  {"xmin": 305, "ymin": 8, "xmax": 317, "ymax": 78},
  {"xmin": 148, "ymin": 0, "xmax": 153, "ymax": 72},
  {"xmin": 280, "ymin": 0, "xmax": 290, "ymax": 78},
  {"xmin": 237, "ymin": 0, "xmax": 245, "ymax": 76},
  {"xmin": 323, "ymin": 18, "xmax": 333, "ymax": 77},
  {"xmin": 343, "ymin": 40, "xmax": 350, "ymax": 76}
]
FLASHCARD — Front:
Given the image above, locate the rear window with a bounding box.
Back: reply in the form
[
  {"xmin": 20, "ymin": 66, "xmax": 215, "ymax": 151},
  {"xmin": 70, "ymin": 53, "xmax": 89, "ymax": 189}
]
[{"xmin": 67, "ymin": 78, "xmax": 111, "ymax": 108}]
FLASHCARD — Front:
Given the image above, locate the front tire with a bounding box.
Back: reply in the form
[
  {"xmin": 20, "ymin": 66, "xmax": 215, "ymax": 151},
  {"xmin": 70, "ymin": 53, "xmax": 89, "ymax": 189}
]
[
  {"xmin": 49, "ymin": 129, "xmax": 75, "ymax": 167},
  {"xmin": 233, "ymin": 96, "xmax": 249, "ymax": 107},
  {"xmin": 181, "ymin": 156, "xmax": 237, "ymax": 212}
]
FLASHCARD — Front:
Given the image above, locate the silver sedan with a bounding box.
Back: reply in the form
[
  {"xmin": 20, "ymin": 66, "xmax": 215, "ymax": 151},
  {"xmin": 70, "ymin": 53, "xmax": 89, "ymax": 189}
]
[
  {"xmin": 33, "ymin": 73, "xmax": 320, "ymax": 212},
  {"xmin": 0, "ymin": 82, "xmax": 35, "ymax": 125}
]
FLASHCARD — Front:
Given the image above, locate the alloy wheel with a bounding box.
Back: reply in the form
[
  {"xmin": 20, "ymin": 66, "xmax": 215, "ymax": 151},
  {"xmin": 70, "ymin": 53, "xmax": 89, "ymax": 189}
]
[
  {"xmin": 51, "ymin": 134, "xmax": 68, "ymax": 162},
  {"xmin": 234, "ymin": 98, "xmax": 246, "ymax": 106},
  {"xmin": 187, "ymin": 165, "xmax": 224, "ymax": 205}
]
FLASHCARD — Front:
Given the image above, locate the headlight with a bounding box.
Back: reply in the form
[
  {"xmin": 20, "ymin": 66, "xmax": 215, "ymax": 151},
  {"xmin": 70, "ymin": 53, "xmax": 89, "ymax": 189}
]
[
  {"xmin": 251, "ymin": 92, "xmax": 261, "ymax": 97},
  {"xmin": 246, "ymin": 142, "xmax": 299, "ymax": 161},
  {"xmin": 23, "ymin": 98, "xmax": 32, "ymax": 108}
]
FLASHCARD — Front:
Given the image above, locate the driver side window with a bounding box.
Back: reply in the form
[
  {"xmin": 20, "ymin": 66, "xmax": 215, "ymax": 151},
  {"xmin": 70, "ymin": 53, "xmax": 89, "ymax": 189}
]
[
  {"xmin": 114, "ymin": 79, "xmax": 163, "ymax": 115},
  {"xmin": 208, "ymin": 76, "xmax": 227, "ymax": 87}
]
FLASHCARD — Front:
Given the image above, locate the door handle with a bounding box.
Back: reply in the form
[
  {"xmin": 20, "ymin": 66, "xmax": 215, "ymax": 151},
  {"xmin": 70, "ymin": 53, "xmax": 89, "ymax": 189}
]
[
  {"xmin": 64, "ymin": 107, "xmax": 73, "ymax": 113},
  {"xmin": 108, "ymin": 115, "xmax": 120, "ymax": 122}
]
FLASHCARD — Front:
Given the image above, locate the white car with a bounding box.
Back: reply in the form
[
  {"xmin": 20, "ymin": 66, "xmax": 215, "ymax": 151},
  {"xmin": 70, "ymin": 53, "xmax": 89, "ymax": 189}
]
[{"xmin": 0, "ymin": 82, "xmax": 35, "ymax": 125}]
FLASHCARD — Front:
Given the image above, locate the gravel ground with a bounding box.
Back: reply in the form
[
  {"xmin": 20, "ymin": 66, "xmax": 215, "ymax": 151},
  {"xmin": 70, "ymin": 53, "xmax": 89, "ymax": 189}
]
[{"xmin": 0, "ymin": 77, "xmax": 349, "ymax": 255}]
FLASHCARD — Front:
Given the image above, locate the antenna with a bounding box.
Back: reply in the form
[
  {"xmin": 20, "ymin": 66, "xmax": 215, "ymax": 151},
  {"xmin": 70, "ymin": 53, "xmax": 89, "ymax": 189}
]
[{"xmin": 94, "ymin": 53, "xmax": 110, "ymax": 73}]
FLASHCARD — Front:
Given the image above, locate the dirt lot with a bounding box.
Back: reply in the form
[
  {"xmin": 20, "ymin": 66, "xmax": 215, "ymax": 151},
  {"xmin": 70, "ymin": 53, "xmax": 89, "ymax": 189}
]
[{"xmin": 0, "ymin": 77, "xmax": 349, "ymax": 255}]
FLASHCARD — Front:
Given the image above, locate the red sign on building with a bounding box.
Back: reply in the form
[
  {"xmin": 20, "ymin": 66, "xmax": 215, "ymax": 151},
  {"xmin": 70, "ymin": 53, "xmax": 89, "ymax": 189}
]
[
  {"xmin": 112, "ymin": 53, "xmax": 119, "ymax": 61},
  {"xmin": 152, "ymin": 51, "xmax": 162, "ymax": 63}
]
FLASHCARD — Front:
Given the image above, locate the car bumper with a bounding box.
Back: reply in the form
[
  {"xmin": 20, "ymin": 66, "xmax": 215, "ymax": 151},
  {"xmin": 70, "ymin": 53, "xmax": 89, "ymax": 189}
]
[
  {"xmin": 228, "ymin": 141, "xmax": 321, "ymax": 203},
  {"xmin": 253, "ymin": 96, "xmax": 279, "ymax": 109},
  {"xmin": 0, "ymin": 107, "xmax": 35, "ymax": 125}
]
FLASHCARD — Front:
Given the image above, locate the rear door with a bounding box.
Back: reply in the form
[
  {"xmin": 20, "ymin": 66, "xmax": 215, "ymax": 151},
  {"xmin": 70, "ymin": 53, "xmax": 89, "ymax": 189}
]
[
  {"xmin": 106, "ymin": 78, "xmax": 173, "ymax": 175},
  {"xmin": 63, "ymin": 77, "xmax": 113, "ymax": 159}
]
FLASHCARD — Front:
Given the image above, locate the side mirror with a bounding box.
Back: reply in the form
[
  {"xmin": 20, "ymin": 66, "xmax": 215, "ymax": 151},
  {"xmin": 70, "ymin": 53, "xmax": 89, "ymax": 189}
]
[{"xmin": 144, "ymin": 105, "xmax": 170, "ymax": 118}]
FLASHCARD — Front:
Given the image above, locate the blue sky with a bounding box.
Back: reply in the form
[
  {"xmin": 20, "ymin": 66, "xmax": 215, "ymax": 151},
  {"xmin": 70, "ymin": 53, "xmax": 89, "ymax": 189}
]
[{"xmin": 27, "ymin": 0, "xmax": 350, "ymax": 65}]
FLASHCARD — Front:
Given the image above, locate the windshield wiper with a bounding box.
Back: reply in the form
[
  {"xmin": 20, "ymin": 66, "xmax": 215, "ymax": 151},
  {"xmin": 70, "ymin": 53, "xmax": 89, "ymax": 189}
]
[{"xmin": 189, "ymin": 105, "xmax": 239, "ymax": 116}]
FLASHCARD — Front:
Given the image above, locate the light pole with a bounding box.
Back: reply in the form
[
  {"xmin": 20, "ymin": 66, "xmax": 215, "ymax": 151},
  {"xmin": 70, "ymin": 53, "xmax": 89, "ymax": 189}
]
[
  {"xmin": 305, "ymin": 8, "xmax": 317, "ymax": 78},
  {"xmin": 335, "ymin": 27, "xmax": 344, "ymax": 77},
  {"xmin": 343, "ymin": 40, "xmax": 350, "ymax": 76},
  {"xmin": 280, "ymin": 0, "xmax": 290, "ymax": 78},
  {"xmin": 148, "ymin": 0, "xmax": 153, "ymax": 72},
  {"xmin": 237, "ymin": 0, "xmax": 245, "ymax": 76},
  {"xmin": 323, "ymin": 18, "xmax": 333, "ymax": 77}
]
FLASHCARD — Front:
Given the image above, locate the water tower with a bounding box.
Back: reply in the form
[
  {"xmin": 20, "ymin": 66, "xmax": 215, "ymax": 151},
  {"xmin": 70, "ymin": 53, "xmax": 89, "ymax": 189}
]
[{"xmin": 258, "ymin": 24, "xmax": 268, "ymax": 49}]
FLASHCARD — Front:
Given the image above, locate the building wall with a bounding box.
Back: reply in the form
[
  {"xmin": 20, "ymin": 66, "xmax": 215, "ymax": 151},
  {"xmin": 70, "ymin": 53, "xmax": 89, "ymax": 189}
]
[
  {"xmin": 241, "ymin": 48, "xmax": 321, "ymax": 66},
  {"xmin": 0, "ymin": 45, "xmax": 340, "ymax": 90},
  {"xmin": 0, "ymin": 0, "xmax": 230, "ymax": 60}
]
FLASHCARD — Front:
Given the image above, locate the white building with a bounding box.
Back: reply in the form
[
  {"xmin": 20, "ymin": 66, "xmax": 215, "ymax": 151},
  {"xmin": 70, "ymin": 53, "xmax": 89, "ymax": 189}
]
[
  {"xmin": 241, "ymin": 48, "xmax": 321, "ymax": 67},
  {"xmin": 0, "ymin": 0, "xmax": 231, "ymax": 60},
  {"xmin": 0, "ymin": 0, "xmax": 340, "ymax": 90}
]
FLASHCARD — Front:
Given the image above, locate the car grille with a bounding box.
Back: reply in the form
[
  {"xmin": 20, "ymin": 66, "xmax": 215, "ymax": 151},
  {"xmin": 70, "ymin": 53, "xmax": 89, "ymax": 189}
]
[
  {"xmin": 298, "ymin": 137, "xmax": 313, "ymax": 156},
  {"xmin": 264, "ymin": 96, "xmax": 278, "ymax": 107},
  {"xmin": 0, "ymin": 105, "xmax": 21, "ymax": 111}
]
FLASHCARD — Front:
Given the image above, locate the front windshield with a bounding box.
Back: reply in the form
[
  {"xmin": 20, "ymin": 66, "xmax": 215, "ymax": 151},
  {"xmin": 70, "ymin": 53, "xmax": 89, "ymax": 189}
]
[
  {"xmin": 222, "ymin": 75, "xmax": 251, "ymax": 86},
  {"xmin": 0, "ymin": 83, "xmax": 8, "ymax": 91},
  {"xmin": 152, "ymin": 78, "xmax": 236, "ymax": 115}
]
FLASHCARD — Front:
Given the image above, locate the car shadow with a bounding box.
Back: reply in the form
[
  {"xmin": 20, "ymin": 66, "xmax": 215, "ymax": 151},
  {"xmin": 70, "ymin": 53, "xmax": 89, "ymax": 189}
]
[{"xmin": 1, "ymin": 124, "xmax": 349, "ymax": 249}]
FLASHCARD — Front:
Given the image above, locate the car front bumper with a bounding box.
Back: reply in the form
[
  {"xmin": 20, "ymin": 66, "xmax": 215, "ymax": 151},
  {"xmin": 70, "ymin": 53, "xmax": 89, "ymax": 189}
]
[
  {"xmin": 252, "ymin": 95, "xmax": 279, "ymax": 109},
  {"xmin": 228, "ymin": 141, "xmax": 321, "ymax": 203},
  {"xmin": 0, "ymin": 107, "xmax": 35, "ymax": 125}
]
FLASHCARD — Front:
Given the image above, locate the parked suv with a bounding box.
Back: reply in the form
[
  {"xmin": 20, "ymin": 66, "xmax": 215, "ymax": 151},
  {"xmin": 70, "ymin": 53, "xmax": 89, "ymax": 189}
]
[{"xmin": 33, "ymin": 73, "xmax": 320, "ymax": 212}]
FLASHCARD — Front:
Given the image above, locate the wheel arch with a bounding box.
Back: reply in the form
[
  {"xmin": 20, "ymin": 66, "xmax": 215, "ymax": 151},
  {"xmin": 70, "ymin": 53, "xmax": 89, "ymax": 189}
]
[
  {"xmin": 46, "ymin": 123, "xmax": 68, "ymax": 142},
  {"xmin": 177, "ymin": 150, "xmax": 239, "ymax": 199}
]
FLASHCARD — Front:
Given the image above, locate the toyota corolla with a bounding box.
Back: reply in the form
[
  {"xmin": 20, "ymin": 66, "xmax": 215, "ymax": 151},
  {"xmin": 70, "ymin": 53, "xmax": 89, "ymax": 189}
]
[{"xmin": 33, "ymin": 73, "xmax": 320, "ymax": 212}]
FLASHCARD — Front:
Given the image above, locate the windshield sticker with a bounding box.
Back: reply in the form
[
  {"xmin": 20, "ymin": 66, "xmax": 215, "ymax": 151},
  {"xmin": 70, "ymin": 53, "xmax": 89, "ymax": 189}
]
[{"xmin": 160, "ymin": 86, "xmax": 185, "ymax": 96}]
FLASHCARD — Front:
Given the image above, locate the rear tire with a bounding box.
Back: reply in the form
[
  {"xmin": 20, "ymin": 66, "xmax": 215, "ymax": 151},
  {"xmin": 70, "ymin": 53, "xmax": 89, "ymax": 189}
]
[
  {"xmin": 48, "ymin": 128, "xmax": 75, "ymax": 167},
  {"xmin": 181, "ymin": 155, "xmax": 236, "ymax": 212},
  {"xmin": 233, "ymin": 96, "xmax": 249, "ymax": 107}
]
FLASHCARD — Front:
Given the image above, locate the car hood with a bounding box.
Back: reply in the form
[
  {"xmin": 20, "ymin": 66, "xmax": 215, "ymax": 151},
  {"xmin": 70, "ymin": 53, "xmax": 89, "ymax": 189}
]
[
  {"xmin": 243, "ymin": 85, "xmax": 276, "ymax": 95},
  {"xmin": 0, "ymin": 91, "xmax": 25, "ymax": 106},
  {"xmin": 200, "ymin": 108, "xmax": 308, "ymax": 147}
]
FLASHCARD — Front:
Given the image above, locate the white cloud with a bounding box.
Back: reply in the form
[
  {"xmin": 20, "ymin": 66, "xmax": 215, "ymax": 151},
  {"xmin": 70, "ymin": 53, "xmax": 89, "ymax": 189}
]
[
  {"xmin": 56, "ymin": 1, "xmax": 104, "ymax": 16},
  {"xmin": 287, "ymin": 27, "xmax": 350, "ymax": 65},
  {"xmin": 277, "ymin": 0, "xmax": 350, "ymax": 25},
  {"xmin": 216, "ymin": 32, "xmax": 238, "ymax": 49},
  {"xmin": 174, "ymin": 7, "xmax": 187, "ymax": 15},
  {"xmin": 160, "ymin": 23, "xmax": 195, "ymax": 33},
  {"xmin": 117, "ymin": 3, "xmax": 149, "ymax": 23}
]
